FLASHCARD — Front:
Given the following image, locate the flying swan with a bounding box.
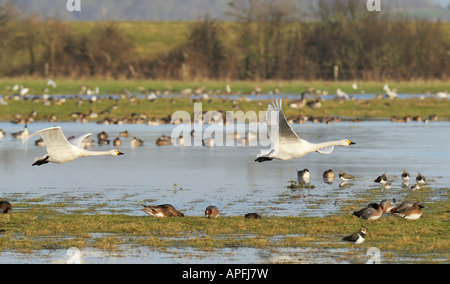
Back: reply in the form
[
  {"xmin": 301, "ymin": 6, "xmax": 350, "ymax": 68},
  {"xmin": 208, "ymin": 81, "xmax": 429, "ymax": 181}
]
[
  {"xmin": 255, "ymin": 99, "xmax": 355, "ymax": 162},
  {"xmin": 23, "ymin": 126, "xmax": 124, "ymax": 166}
]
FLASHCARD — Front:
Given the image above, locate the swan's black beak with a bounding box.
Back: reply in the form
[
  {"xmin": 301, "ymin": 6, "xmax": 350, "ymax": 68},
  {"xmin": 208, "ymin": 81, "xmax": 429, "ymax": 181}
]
[
  {"xmin": 118, "ymin": 152, "xmax": 124, "ymax": 155},
  {"xmin": 350, "ymin": 141, "xmax": 356, "ymax": 145}
]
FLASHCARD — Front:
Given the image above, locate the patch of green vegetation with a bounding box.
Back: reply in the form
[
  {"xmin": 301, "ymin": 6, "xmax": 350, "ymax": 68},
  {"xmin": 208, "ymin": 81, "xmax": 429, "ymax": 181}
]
[
  {"xmin": 0, "ymin": 199, "xmax": 448, "ymax": 263},
  {"xmin": 1, "ymin": 94, "xmax": 450, "ymax": 123}
]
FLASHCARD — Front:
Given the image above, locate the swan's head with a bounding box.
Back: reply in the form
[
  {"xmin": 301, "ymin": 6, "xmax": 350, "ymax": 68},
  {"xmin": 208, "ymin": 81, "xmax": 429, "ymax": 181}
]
[
  {"xmin": 342, "ymin": 139, "xmax": 356, "ymax": 146},
  {"xmin": 111, "ymin": 150, "xmax": 124, "ymax": 156}
]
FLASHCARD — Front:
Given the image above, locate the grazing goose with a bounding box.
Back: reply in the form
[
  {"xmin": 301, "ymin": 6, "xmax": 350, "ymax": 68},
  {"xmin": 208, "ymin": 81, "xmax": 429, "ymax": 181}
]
[
  {"xmin": 353, "ymin": 203, "xmax": 383, "ymax": 221},
  {"xmin": 23, "ymin": 127, "xmax": 123, "ymax": 166},
  {"xmin": 141, "ymin": 204, "xmax": 184, "ymax": 217},
  {"xmin": 255, "ymin": 100, "xmax": 355, "ymax": 163},
  {"xmin": 391, "ymin": 202, "xmax": 424, "ymax": 220}
]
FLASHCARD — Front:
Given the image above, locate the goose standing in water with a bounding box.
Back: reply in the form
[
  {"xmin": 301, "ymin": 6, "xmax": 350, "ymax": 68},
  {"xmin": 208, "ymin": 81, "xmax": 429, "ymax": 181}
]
[
  {"xmin": 255, "ymin": 100, "xmax": 355, "ymax": 163},
  {"xmin": 23, "ymin": 127, "xmax": 124, "ymax": 166}
]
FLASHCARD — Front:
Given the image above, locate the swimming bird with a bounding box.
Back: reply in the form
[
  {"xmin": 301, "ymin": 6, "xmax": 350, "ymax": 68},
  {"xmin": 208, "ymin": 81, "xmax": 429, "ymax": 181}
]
[
  {"xmin": 113, "ymin": 137, "xmax": 122, "ymax": 147},
  {"xmin": 255, "ymin": 100, "xmax": 355, "ymax": 163},
  {"xmin": 131, "ymin": 137, "xmax": 144, "ymax": 148},
  {"xmin": 23, "ymin": 127, "xmax": 123, "ymax": 166},
  {"xmin": 156, "ymin": 135, "xmax": 172, "ymax": 146},
  {"xmin": 374, "ymin": 173, "xmax": 388, "ymax": 185},
  {"xmin": 244, "ymin": 213, "xmax": 262, "ymax": 220},
  {"xmin": 353, "ymin": 203, "xmax": 383, "ymax": 220},
  {"xmin": 11, "ymin": 125, "xmax": 29, "ymax": 140},
  {"xmin": 339, "ymin": 171, "xmax": 355, "ymax": 181},
  {"xmin": 0, "ymin": 129, "xmax": 5, "ymax": 139},
  {"xmin": 141, "ymin": 204, "xmax": 184, "ymax": 218},
  {"xmin": 297, "ymin": 169, "xmax": 311, "ymax": 184},
  {"xmin": 391, "ymin": 202, "xmax": 424, "ymax": 220},
  {"xmin": 416, "ymin": 173, "xmax": 426, "ymax": 185},
  {"xmin": 323, "ymin": 169, "xmax": 335, "ymax": 184},
  {"xmin": 205, "ymin": 206, "xmax": 220, "ymax": 218},
  {"xmin": 0, "ymin": 201, "xmax": 12, "ymax": 214},
  {"xmin": 401, "ymin": 170, "xmax": 410, "ymax": 181},
  {"xmin": 342, "ymin": 226, "xmax": 367, "ymax": 246}
]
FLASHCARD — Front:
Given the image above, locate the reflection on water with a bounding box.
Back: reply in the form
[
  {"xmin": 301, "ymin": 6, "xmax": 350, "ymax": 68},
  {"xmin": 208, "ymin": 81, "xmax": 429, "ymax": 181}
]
[{"xmin": 1, "ymin": 121, "xmax": 449, "ymax": 217}]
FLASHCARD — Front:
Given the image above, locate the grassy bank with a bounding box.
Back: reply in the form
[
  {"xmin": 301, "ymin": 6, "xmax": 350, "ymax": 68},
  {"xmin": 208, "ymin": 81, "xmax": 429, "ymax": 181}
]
[
  {"xmin": 0, "ymin": 200, "xmax": 448, "ymax": 263},
  {"xmin": 1, "ymin": 95, "xmax": 450, "ymax": 123}
]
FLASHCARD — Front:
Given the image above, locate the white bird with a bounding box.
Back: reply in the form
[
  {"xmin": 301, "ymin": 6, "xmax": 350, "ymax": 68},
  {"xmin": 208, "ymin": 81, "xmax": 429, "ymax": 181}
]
[
  {"xmin": 23, "ymin": 127, "xmax": 123, "ymax": 166},
  {"xmin": 255, "ymin": 100, "xmax": 355, "ymax": 162},
  {"xmin": 336, "ymin": 89, "xmax": 349, "ymax": 100},
  {"xmin": 46, "ymin": 78, "xmax": 57, "ymax": 88},
  {"xmin": 383, "ymin": 84, "xmax": 397, "ymax": 99}
]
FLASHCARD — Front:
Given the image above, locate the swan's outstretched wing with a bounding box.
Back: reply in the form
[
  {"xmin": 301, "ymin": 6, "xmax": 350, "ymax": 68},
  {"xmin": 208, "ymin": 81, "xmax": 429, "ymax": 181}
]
[
  {"xmin": 266, "ymin": 99, "xmax": 301, "ymax": 145},
  {"xmin": 316, "ymin": 146, "xmax": 335, "ymax": 154},
  {"xmin": 69, "ymin": 133, "xmax": 92, "ymax": 149},
  {"xmin": 24, "ymin": 127, "xmax": 73, "ymax": 154}
]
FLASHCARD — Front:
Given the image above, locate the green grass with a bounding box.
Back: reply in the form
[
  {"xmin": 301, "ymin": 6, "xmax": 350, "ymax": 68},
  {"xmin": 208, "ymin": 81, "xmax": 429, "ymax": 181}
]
[
  {"xmin": 0, "ymin": 200, "xmax": 448, "ymax": 262},
  {"xmin": 2, "ymin": 93, "xmax": 450, "ymax": 123}
]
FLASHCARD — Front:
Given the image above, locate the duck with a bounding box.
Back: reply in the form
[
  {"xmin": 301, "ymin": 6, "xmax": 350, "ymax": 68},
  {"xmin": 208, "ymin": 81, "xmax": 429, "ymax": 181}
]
[
  {"xmin": 374, "ymin": 173, "xmax": 388, "ymax": 185},
  {"xmin": 141, "ymin": 204, "xmax": 184, "ymax": 218},
  {"xmin": 156, "ymin": 135, "xmax": 172, "ymax": 146},
  {"xmin": 11, "ymin": 125, "xmax": 29, "ymax": 140},
  {"xmin": 401, "ymin": 170, "xmax": 410, "ymax": 181},
  {"xmin": 339, "ymin": 171, "xmax": 355, "ymax": 181},
  {"xmin": 131, "ymin": 137, "xmax": 144, "ymax": 148},
  {"xmin": 342, "ymin": 226, "xmax": 367, "ymax": 246},
  {"xmin": 23, "ymin": 126, "xmax": 123, "ymax": 166},
  {"xmin": 113, "ymin": 137, "xmax": 122, "ymax": 147},
  {"xmin": 353, "ymin": 203, "xmax": 383, "ymax": 220},
  {"xmin": 244, "ymin": 213, "xmax": 262, "ymax": 220},
  {"xmin": 323, "ymin": 169, "xmax": 335, "ymax": 184},
  {"xmin": 119, "ymin": 131, "xmax": 130, "ymax": 138},
  {"xmin": 202, "ymin": 138, "xmax": 215, "ymax": 148},
  {"xmin": 416, "ymin": 173, "xmax": 426, "ymax": 185},
  {"xmin": 0, "ymin": 129, "xmax": 5, "ymax": 139},
  {"xmin": 0, "ymin": 201, "xmax": 12, "ymax": 214},
  {"xmin": 297, "ymin": 169, "xmax": 311, "ymax": 184},
  {"xmin": 255, "ymin": 100, "xmax": 355, "ymax": 163},
  {"xmin": 391, "ymin": 201, "xmax": 424, "ymax": 220},
  {"xmin": 205, "ymin": 206, "xmax": 220, "ymax": 218},
  {"xmin": 379, "ymin": 199, "xmax": 396, "ymax": 213}
]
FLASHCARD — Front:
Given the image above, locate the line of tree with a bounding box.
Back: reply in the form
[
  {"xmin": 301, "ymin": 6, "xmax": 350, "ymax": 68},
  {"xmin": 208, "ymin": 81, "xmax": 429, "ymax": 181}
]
[{"xmin": 0, "ymin": 0, "xmax": 449, "ymax": 81}]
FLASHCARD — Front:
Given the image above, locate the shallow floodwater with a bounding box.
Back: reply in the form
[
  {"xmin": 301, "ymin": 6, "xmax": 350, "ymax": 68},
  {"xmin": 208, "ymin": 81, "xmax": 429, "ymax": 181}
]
[{"xmin": 0, "ymin": 121, "xmax": 449, "ymax": 263}]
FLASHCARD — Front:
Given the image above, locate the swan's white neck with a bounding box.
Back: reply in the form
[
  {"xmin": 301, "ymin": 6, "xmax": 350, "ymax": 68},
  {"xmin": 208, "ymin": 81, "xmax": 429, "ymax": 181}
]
[{"xmin": 80, "ymin": 149, "xmax": 114, "ymax": 157}]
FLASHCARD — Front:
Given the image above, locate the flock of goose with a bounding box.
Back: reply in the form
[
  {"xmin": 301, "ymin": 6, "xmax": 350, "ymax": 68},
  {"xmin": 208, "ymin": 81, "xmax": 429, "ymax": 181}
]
[{"xmin": 0, "ymin": 99, "xmax": 430, "ymax": 247}]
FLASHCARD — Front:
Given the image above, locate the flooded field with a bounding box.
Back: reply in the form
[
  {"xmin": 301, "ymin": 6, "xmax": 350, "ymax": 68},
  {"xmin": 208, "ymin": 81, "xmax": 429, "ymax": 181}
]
[{"xmin": 0, "ymin": 121, "xmax": 449, "ymax": 263}]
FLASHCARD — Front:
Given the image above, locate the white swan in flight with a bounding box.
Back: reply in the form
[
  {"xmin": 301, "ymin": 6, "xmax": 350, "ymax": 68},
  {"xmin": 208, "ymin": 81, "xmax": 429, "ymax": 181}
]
[
  {"xmin": 255, "ymin": 100, "xmax": 355, "ymax": 162},
  {"xmin": 23, "ymin": 127, "xmax": 123, "ymax": 166}
]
